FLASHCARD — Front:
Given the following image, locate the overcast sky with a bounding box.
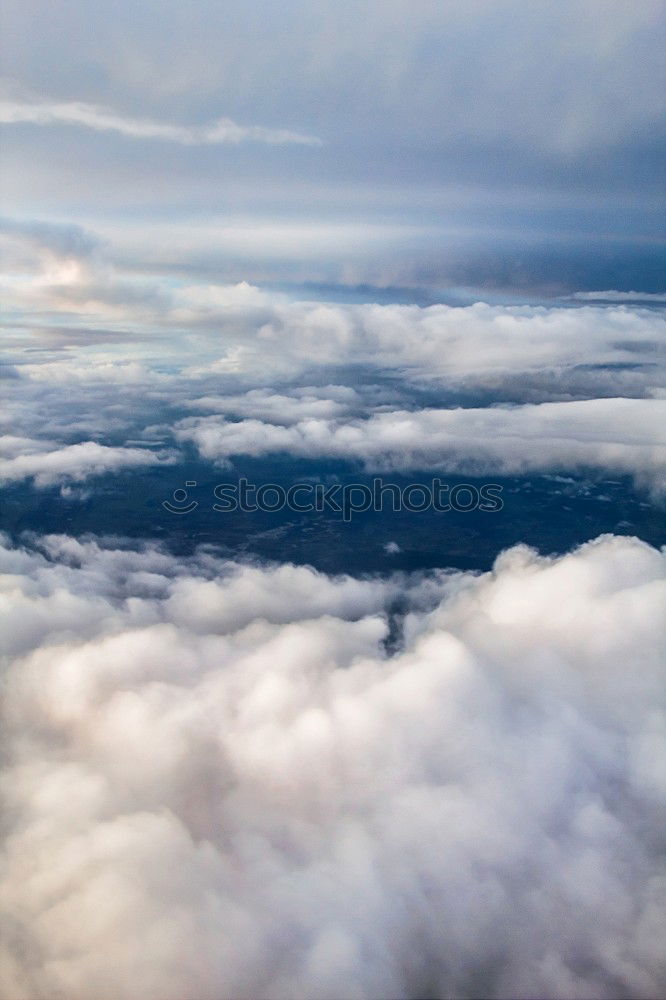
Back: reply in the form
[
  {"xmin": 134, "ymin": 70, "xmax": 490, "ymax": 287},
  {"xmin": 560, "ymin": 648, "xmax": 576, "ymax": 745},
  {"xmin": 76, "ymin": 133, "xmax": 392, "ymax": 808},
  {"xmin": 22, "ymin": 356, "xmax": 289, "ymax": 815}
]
[{"xmin": 1, "ymin": 0, "xmax": 664, "ymax": 292}]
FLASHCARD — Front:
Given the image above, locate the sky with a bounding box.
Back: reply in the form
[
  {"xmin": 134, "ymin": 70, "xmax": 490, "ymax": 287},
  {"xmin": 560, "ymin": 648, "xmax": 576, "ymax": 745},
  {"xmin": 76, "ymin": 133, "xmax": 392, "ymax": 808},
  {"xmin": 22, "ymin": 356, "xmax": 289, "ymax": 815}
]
[
  {"xmin": 1, "ymin": 0, "xmax": 664, "ymax": 293},
  {"xmin": 1, "ymin": 3, "xmax": 666, "ymax": 999}
]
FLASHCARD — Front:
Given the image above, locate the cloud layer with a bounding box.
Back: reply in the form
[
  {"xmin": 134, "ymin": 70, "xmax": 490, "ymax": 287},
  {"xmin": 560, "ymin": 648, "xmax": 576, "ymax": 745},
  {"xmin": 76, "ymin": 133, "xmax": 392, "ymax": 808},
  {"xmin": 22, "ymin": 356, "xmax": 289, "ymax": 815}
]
[
  {"xmin": 176, "ymin": 397, "xmax": 666, "ymax": 492},
  {"xmin": 0, "ymin": 437, "xmax": 173, "ymax": 486},
  {"xmin": 2, "ymin": 219, "xmax": 663, "ymax": 491},
  {"xmin": 0, "ymin": 532, "xmax": 664, "ymax": 999}
]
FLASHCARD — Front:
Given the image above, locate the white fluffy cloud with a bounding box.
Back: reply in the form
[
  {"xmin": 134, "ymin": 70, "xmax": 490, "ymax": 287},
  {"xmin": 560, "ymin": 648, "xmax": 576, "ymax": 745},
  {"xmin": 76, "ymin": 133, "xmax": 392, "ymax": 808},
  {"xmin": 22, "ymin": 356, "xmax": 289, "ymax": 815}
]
[
  {"xmin": 178, "ymin": 293, "xmax": 666, "ymax": 385},
  {"xmin": 176, "ymin": 397, "xmax": 666, "ymax": 492},
  {"xmin": 0, "ymin": 436, "xmax": 173, "ymax": 486},
  {"xmin": 0, "ymin": 532, "xmax": 664, "ymax": 999},
  {"xmin": 183, "ymin": 386, "xmax": 363, "ymax": 423}
]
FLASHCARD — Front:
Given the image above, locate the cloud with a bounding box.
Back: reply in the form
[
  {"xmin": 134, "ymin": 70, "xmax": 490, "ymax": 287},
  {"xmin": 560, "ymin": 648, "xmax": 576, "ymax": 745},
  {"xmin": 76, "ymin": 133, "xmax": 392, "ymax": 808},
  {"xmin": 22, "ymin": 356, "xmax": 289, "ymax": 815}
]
[
  {"xmin": 571, "ymin": 291, "xmax": 666, "ymax": 303},
  {"xmin": 175, "ymin": 397, "xmax": 666, "ymax": 493},
  {"xmin": 183, "ymin": 387, "xmax": 363, "ymax": 423},
  {"xmin": 174, "ymin": 294, "xmax": 666, "ymax": 388},
  {"xmin": 0, "ymin": 215, "xmax": 101, "ymax": 259},
  {"xmin": 2, "ymin": 219, "xmax": 664, "ymax": 493},
  {"xmin": 2, "ymin": 1, "xmax": 663, "ymax": 161},
  {"xmin": 1, "ymin": 3, "xmax": 663, "ymax": 296},
  {"xmin": 0, "ymin": 437, "xmax": 174, "ymax": 486},
  {"xmin": 0, "ymin": 94, "xmax": 322, "ymax": 146},
  {"xmin": 3, "ymin": 217, "xmax": 664, "ymax": 391},
  {"xmin": 0, "ymin": 531, "xmax": 664, "ymax": 999}
]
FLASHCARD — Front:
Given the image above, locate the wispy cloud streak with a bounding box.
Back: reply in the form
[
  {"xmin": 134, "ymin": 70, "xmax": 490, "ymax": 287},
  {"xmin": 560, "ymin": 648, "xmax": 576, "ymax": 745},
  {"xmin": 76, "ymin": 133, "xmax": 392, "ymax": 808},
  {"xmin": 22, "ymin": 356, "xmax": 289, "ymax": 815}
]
[{"xmin": 0, "ymin": 95, "xmax": 322, "ymax": 147}]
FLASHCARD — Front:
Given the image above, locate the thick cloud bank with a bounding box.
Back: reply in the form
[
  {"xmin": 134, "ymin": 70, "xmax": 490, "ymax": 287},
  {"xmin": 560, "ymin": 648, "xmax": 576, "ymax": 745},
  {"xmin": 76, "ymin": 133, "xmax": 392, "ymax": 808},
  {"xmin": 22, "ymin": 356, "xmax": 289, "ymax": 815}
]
[
  {"xmin": 176, "ymin": 397, "xmax": 666, "ymax": 493},
  {"xmin": 1, "ymin": 533, "xmax": 665, "ymax": 999}
]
